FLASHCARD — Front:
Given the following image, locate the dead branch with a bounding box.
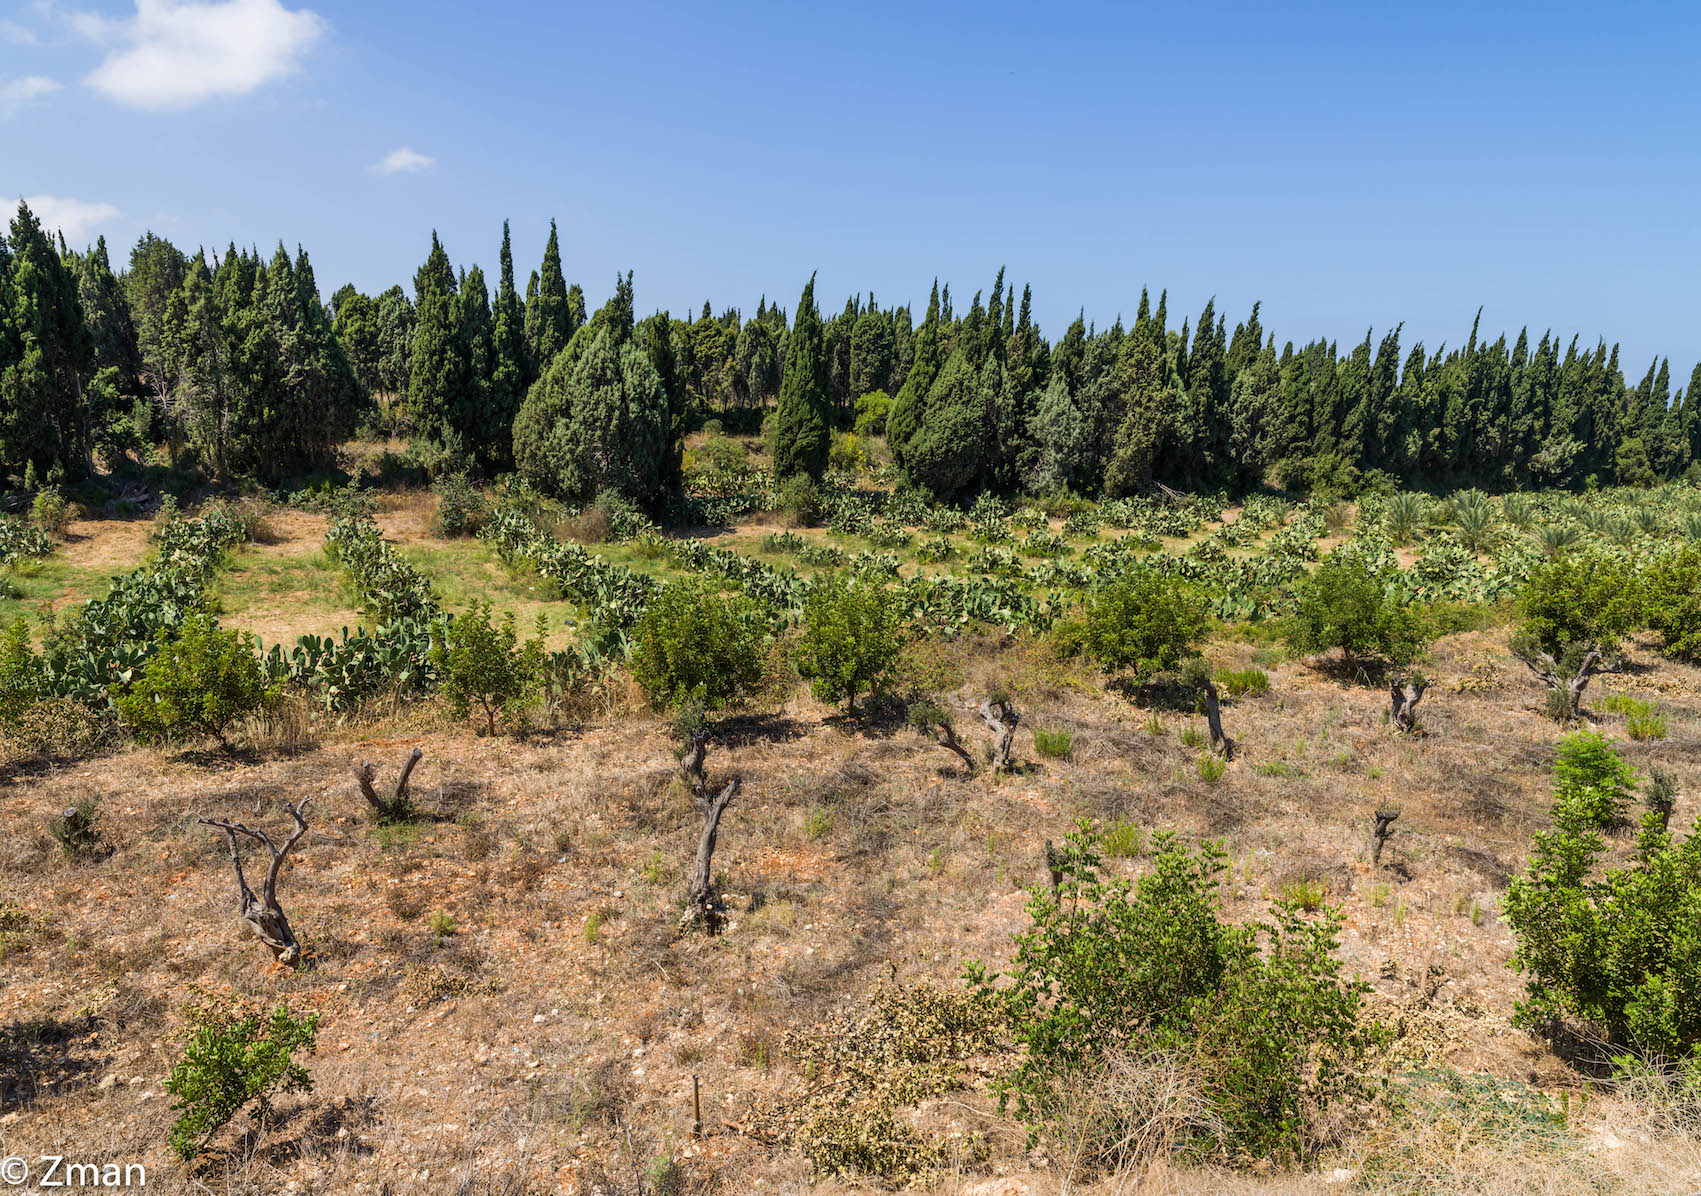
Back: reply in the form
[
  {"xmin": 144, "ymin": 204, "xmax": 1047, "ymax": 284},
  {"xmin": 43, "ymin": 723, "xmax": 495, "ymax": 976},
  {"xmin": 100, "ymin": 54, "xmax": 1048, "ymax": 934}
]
[
  {"xmin": 353, "ymin": 746, "xmax": 423, "ymax": 821},
  {"xmin": 1389, "ymin": 671, "xmax": 1427, "ymax": 734},
  {"xmin": 910, "ymin": 704, "xmax": 976, "ymax": 773},
  {"xmin": 979, "ymin": 697, "xmax": 1020, "ymax": 772},
  {"xmin": 198, "ymin": 796, "xmax": 312, "ymax": 965},
  {"xmin": 1370, "ymin": 808, "xmax": 1400, "ymax": 867},
  {"xmin": 1200, "ymin": 678, "xmax": 1234, "ymax": 760}
]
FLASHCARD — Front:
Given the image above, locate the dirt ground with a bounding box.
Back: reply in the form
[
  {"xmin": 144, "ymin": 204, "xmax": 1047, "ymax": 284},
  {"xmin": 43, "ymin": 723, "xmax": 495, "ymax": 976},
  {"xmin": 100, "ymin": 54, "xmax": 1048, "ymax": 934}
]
[{"xmin": 2, "ymin": 603, "xmax": 1698, "ymax": 1193}]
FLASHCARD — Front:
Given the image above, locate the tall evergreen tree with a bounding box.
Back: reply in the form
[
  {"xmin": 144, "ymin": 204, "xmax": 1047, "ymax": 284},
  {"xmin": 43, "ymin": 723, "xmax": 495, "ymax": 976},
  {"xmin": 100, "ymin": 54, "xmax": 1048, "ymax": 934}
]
[
  {"xmin": 526, "ymin": 220, "xmax": 572, "ymax": 375},
  {"xmin": 487, "ymin": 221, "xmax": 528, "ymax": 470},
  {"xmin": 406, "ymin": 232, "xmax": 470, "ymax": 448},
  {"xmin": 1, "ymin": 200, "xmax": 93, "ymax": 477},
  {"xmin": 772, "ymin": 275, "xmax": 830, "ymax": 479}
]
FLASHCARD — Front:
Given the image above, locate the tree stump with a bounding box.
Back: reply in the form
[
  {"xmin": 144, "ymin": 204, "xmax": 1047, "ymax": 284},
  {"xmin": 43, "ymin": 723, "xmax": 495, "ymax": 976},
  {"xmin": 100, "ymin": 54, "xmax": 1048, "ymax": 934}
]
[
  {"xmin": 353, "ymin": 746, "xmax": 423, "ymax": 821},
  {"xmin": 1389, "ymin": 672, "xmax": 1427, "ymax": 734},
  {"xmin": 1370, "ymin": 809, "xmax": 1400, "ymax": 866},
  {"xmin": 199, "ymin": 797, "xmax": 313, "ymax": 965},
  {"xmin": 979, "ymin": 697, "xmax": 1019, "ymax": 772}
]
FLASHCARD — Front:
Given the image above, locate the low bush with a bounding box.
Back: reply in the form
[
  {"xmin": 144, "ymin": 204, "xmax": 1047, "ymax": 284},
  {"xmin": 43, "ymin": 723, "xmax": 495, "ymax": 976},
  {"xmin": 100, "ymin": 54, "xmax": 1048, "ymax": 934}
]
[
  {"xmin": 430, "ymin": 601, "xmax": 545, "ymax": 735},
  {"xmin": 1502, "ymin": 734, "xmax": 1701, "ymax": 1055},
  {"xmin": 165, "ymin": 993, "xmax": 319, "ymax": 1161},
  {"xmin": 1213, "ymin": 667, "xmax": 1269, "ymax": 698},
  {"xmin": 630, "ymin": 578, "xmax": 766, "ymax": 713},
  {"xmin": 114, "ymin": 614, "xmax": 278, "ymax": 746},
  {"xmin": 432, "ymin": 472, "xmax": 489, "ymax": 537},
  {"xmin": 969, "ymin": 825, "xmax": 1378, "ymax": 1166},
  {"xmin": 1085, "ymin": 573, "xmax": 1210, "ymax": 681},
  {"xmin": 1032, "ymin": 728, "xmax": 1073, "ymax": 759},
  {"xmin": 795, "ymin": 572, "xmax": 903, "ymax": 715}
]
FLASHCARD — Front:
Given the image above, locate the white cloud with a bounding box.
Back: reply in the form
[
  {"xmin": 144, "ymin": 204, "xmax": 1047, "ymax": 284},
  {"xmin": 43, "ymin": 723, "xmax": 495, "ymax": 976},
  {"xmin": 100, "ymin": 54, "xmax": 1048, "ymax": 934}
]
[
  {"xmin": 0, "ymin": 74, "xmax": 61, "ymax": 115},
  {"xmin": 2, "ymin": 194, "xmax": 122, "ymax": 246},
  {"xmin": 370, "ymin": 146, "xmax": 436, "ymax": 176},
  {"xmin": 82, "ymin": 0, "xmax": 324, "ymax": 110},
  {"xmin": 0, "ymin": 18, "xmax": 42, "ymax": 44}
]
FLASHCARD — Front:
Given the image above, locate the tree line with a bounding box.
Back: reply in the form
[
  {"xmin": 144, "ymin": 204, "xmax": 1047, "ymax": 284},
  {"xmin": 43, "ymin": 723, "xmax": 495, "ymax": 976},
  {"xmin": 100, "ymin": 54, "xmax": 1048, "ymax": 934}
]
[{"xmin": 4, "ymin": 200, "xmax": 1698, "ymax": 502}]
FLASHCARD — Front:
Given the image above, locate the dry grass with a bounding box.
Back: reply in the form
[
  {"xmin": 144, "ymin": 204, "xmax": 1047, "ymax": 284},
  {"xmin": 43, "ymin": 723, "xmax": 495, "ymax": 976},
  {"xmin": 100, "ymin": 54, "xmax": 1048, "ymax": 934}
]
[{"xmin": 1, "ymin": 520, "xmax": 1699, "ymax": 1191}]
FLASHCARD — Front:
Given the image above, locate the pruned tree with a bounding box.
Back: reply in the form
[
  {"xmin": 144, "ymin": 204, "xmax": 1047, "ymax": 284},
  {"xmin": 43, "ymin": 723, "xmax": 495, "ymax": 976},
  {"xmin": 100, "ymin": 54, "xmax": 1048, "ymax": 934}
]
[
  {"xmin": 198, "ymin": 797, "xmax": 312, "ymax": 965},
  {"xmin": 909, "ymin": 700, "xmax": 976, "ymax": 773},
  {"xmin": 1511, "ymin": 639, "xmax": 1621, "ymax": 723},
  {"xmin": 678, "ymin": 730, "xmax": 741, "ymax": 935},
  {"xmin": 980, "ymin": 696, "xmax": 1020, "ymax": 772},
  {"xmin": 1200, "ymin": 677, "xmax": 1234, "ymax": 760},
  {"xmin": 1389, "ymin": 671, "xmax": 1427, "ymax": 734},
  {"xmin": 1370, "ymin": 809, "xmax": 1400, "ymax": 866},
  {"xmin": 352, "ymin": 746, "xmax": 423, "ymax": 822}
]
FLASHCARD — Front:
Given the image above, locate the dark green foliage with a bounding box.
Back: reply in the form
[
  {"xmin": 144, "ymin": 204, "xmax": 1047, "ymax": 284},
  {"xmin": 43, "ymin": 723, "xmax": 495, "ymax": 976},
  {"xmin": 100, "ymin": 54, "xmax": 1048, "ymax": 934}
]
[
  {"xmin": 630, "ymin": 578, "xmax": 765, "ymax": 712},
  {"xmin": 0, "ymin": 617, "xmax": 43, "ymax": 727},
  {"xmin": 795, "ymin": 572, "xmax": 904, "ymax": 715},
  {"xmin": 512, "ymin": 314, "xmax": 670, "ymax": 505},
  {"xmin": 1, "ymin": 201, "xmax": 92, "ymax": 479},
  {"xmin": 968, "ymin": 824, "xmax": 1377, "ymax": 1165},
  {"xmin": 165, "ymin": 997, "xmax": 319, "ymax": 1160},
  {"xmin": 525, "ymin": 219, "xmax": 574, "ymax": 375},
  {"xmin": 1502, "ymin": 734, "xmax": 1701, "ymax": 1054},
  {"xmin": 1284, "ymin": 555, "xmax": 1429, "ymax": 670},
  {"xmin": 773, "ymin": 276, "xmax": 831, "ymax": 479},
  {"xmin": 1637, "ymin": 546, "xmax": 1701, "ymax": 662},
  {"xmin": 405, "ymin": 231, "xmax": 471, "ymax": 447},
  {"xmin": 903, "ymin": 348, "xmax": 991, "ymax": 499},
  {"xmin": 114, "ymin": 614, "xmax": 278, "ymax": 744},
  {"xmin": 1084, "ymin": 573, "xmax": 1210, "ymax": 680},
  {"xmin": 429, "ymin": 600, "xmax": 544, "ymax": 735}
]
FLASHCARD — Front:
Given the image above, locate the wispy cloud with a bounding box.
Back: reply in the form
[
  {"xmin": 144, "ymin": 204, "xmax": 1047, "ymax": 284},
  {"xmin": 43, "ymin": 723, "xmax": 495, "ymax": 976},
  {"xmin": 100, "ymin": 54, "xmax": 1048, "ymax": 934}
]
[
  {"xmin": 370, "ymin": 146, "xmax": 436, "ymax": 176},
  {"xmin": 2, "ymin": 194, "xmax": 122, "ymax": 246},
  {"xmin": 0, "ymin": 74, "xmax": 61, "ymax": 116},
  {"xmin": 0, "ymin": 18, "xmax": 42, "ymax": 44},
  {"xmin": 82, "ymin": 0, "xmax": 325, "ymax": 110}
]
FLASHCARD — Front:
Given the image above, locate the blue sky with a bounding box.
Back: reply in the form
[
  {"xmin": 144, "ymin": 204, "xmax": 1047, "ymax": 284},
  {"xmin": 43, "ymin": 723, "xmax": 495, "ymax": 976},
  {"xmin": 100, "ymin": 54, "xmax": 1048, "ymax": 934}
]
[{"xmin": 5, "ymin": 0, "xmax": 1700, "ymax": 382}]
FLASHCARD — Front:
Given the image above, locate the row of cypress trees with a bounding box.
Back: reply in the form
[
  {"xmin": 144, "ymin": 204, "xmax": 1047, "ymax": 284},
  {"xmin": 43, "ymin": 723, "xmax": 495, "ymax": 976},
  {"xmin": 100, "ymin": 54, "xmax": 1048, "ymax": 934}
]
[{"xmin": 5, "ymin": 204, "xmax": 1698, "ymax": 500}]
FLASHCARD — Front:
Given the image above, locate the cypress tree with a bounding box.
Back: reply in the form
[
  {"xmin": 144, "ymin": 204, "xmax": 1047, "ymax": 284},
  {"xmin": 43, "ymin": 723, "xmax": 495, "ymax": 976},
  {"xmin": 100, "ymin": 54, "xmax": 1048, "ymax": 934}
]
[
  {"xmin": 772, "ymin": 275, "xmax": 830, "ymax": 479},
  {"xmin": 487, "ymin": 221, "xmax": 528, "ymax": 470},
  {"xmin": 375, "ymin": 286, "xmax": 414, "ymax": 396},
  {"xmin": 406, "ymin": 231, "xmax": 470, "ymax": 448},
  {"xmin": 905, "ymin": 347, "xmax": 987, "ymax": 498},
  {"xmin": 1028, "ymin": 372, "xmax": 1086, "ymax": 495},
  {"xmin": 527, "ymin": 220, "xmax": 571, "ymax": 374},
  {"xmin": 456, "ymin": 264, "xmax": 494, "ymax": 454},
  {"xmin": 1, "ymin": 200, "xmax": 93, "ymax": 477},
  {"xmin": 886, "ymin": 281, "xmax": 940, "ymax": 466}
]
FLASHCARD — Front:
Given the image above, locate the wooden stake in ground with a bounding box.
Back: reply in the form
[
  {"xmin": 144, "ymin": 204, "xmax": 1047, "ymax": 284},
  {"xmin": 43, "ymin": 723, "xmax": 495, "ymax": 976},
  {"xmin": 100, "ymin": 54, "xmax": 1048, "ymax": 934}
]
[
  {"xmin": 353, "ymin": 746, "xmax": 423, "ymax": 821},
  {"xmin": 1370, "ymin": 809, "xmax": 1400, "ymax": 867},
  {"xmin": 979, "ymin": 696, "xmax": 1019, "ymax": 772},
  {"xmin": 1389, "ymin": 671, "xmax": 1427, "ymax": 734},
  {"xmin": 198, "ymin": 797, "xmax": 312, "ymax": 965}
]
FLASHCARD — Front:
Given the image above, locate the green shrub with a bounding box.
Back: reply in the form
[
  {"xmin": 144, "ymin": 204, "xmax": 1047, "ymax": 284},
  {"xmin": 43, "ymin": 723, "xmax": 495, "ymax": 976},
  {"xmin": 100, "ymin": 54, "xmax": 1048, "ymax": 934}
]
[
  {"xmin": 1502, "ymin": 736, "xmax": 1701, "ymax": 1055},
  {"xmin": 31, "ymin": 486, "xmax": 71, "ymax": 535},
  {"xmin": 779, "ymin": 473, "xmax": 825, "ymax": 527},
  {"xmin": 630, "ymin": 578, "xmax": 766, "ymax": 712},
  {"xmin": 165, "ymin": 996, "xmax": 319, "ymax": 1160},
  {"xmin": 114, "ymin": 614, "xmax": 278, "ymax": 745},
  {"xmin": 1179, "ymin": 725, "xmax": 1206, "ymax": 749},
  {"xmin": 1284, "ymin": 555, "xmax": 1429, "ymax": 672},
  {"xmin": 852, "ymin": 390, "xmax": 891, "ymax": 438},
  {"xmin": 1639, "ymin": 546, "xmax": 1701, "ymax": 663},
  {"xmin": 1515, "ymin": 551, "xmax": 1640, "ymax": 659},
  {"xmin": 828, "ymin": 432, "xmax": 865, "ymax": 474},
  {"xmin": 1032, "ymin": 728, "xmax": 1073, "ymax": 760},
  {"xmin": 430, "ymin": 601, "xmax": 544, "ymax": 735},
  {"xmin": 1627, "ymin": 711, "xmax": 1668, "ymax": 741},
  {"xmin": 795, "ymin": 572, "xmax": 903, "ymax": 715},
  {"xmin": 427, "ymin": 910, "xmax": 456, "ymax": 937},
  {"xmin": 968, "ymin": 825, "xmax": 1377, "ymax": 1165},
  {"xmin": 1279, "ymin": 877, "xmax": 1325, "ymax": 911},
  {"xmin": 1100, "ymin": 819, "xmax": 1144, "ymax": 858},
  {"xmin": 432, "ymin": 472, "xmax": 489, "ymax": 537},
  {"xmin": 1214, "ymin": 667, "xmax": 1269, "ymax": 698},
  {"xmin": 0, "ymin": 617, "xmax": 43, "ymax": 728},
  {"xmin": 1084, "ymin": 573, "xmax": 1210, "ymax": 681},
  {"xmin": 1196, "ymin": 753, "xmax": 1226, "ymax": 783}
]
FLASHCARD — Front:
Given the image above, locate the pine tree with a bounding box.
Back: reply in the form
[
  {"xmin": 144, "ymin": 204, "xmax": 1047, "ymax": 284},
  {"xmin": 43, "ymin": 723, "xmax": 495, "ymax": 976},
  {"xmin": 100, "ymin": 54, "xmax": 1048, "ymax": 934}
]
[
  {"xmin": 772, "ymin": 275, "xmax": 830, "ymax": 479},
  {"xmin": 1028, "ymin": 372, "xmax": 1085, "ymax": 495}
]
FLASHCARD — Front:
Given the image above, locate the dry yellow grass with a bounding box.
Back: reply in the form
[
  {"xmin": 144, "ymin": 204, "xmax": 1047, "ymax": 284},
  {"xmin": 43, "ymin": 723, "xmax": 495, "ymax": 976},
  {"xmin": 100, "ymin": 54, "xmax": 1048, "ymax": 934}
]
[{"xmin": 1, "ymin": 550, "xmax": 1697, "ymax": 1191}]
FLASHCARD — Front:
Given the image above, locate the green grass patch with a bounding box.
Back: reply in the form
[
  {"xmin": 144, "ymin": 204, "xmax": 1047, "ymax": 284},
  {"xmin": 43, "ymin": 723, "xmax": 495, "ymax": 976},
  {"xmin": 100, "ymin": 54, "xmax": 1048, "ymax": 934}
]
[
  {"xmin": 1032, "ymin": 728, "xmax": 1073, "ymax": 759},
  {"xmin": 0, "ymin": 558, "xmax": 118, "ymax": 631}
]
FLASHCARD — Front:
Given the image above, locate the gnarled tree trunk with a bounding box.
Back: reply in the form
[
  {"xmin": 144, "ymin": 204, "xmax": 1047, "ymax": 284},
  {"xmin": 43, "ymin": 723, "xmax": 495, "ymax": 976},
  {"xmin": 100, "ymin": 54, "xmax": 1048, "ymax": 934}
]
[
  {"xmin": 1514, "ymin": 647, "xmax": 1620, "ymax": 719},
  {"xmin": 353, "ymin": 747, "xmax": 423, "ymax": 821},
  {"xmin": 1201, "ymin": 678, "xmax": 1234, "ymax": 760},
  {"xmin": 677, "ymin": 731, "xmax": 742, "ymax": 935},
  {"xmin": 199, "ymin": 797, "xmax": 312, "ymax": 965},
  {"xmin": 979, "ymin": 698, "xmax": 1019, "ymax": 772},
  {"xmin": 1370, "ymin": 808, "xmax": 1400, "ymax": 866},
  {"xmin": 1389, "ymin": 672, "xmax": 1427, "ymax": 734}
]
